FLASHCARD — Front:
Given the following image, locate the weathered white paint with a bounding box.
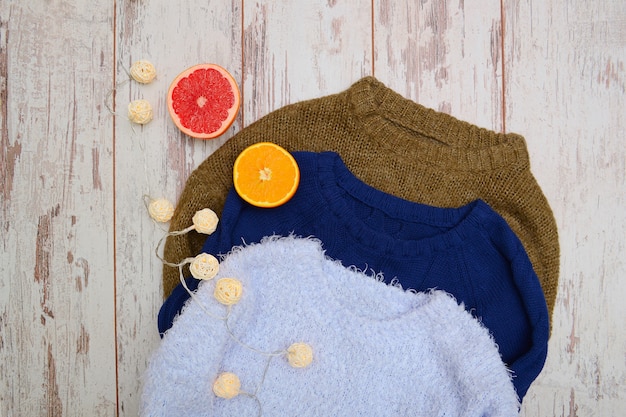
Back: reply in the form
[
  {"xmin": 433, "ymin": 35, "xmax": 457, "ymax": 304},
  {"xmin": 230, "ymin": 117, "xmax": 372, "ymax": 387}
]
[
  {"xmin": 505, "ymin": 1, "xmax": 626, "ymax": 415},
  {"xmin": 0, "ymin": 0, "xmax": 116, "ymax": 416},
  {"xmin": 114, "ymin": 1, "xmax": 243, "ymax": 416},
  {"xmin": 373, "ymin": 0, "xmax": 505, "ymax": 131},
  {"xmin": 1, "ymin": 0, "xmax": 624, "ymax": 415},
  {"xmin": 242, "ymin": 0, "xmax": 372, "ymax": 125}
]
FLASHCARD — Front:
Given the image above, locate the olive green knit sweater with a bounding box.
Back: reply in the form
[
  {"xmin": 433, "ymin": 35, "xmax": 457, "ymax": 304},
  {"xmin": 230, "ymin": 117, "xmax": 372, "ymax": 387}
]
[{"xmin": 162, "ymin": 76, "xmax": 560, "ymax": 321}]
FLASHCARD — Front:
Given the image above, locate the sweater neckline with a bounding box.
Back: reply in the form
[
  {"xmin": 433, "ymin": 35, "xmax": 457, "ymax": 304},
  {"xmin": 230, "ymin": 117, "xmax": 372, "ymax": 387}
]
[
  {"xmin": 303, "ymin": 238, "xmax": 433, "ymax": 323},
  {"xmin": 314, "ymin": 152, "xmax": 492, "ymax": 258},
  {"xmin": 346, "ymin": 76, "xmax": 530, "ymax": 172}
]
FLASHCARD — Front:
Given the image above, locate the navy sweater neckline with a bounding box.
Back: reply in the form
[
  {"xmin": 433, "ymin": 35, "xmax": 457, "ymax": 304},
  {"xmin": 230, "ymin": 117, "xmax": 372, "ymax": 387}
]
[{"xmin": 311, "ymin": 151, "xmax": 491, "ymax": 258}]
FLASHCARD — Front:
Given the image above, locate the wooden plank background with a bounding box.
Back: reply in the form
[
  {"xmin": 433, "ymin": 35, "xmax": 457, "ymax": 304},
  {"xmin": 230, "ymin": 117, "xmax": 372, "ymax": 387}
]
[{"xmin": 1, "ymin": 0, "xmax": 624, "ymax": 416}]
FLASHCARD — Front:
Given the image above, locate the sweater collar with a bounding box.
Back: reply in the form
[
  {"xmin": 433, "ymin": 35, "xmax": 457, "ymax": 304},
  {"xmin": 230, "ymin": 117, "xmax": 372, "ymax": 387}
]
[
  {"xmin": 311, "ymin": 151, "xmax": 494, "ymax": 258},
  {"xmin": 346, "ymin": 76, "xmax": 530, "ymax": 172}
]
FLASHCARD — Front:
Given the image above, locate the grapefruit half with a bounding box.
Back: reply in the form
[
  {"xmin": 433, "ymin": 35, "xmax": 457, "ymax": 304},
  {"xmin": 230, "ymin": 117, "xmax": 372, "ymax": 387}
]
[{"xmin": 167, "ymin": 64, "xmax": 240, "ymax": 139}]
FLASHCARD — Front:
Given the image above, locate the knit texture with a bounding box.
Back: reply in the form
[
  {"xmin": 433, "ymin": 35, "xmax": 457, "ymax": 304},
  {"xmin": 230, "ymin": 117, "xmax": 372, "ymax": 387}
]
[
  {"xmin": 144, "ymin": 236, "xmax": 520, "ymax": 417},
  {"xmin": 159, "ymin": 151, "xmax": 549, "ymax": 400},
  {"xmin": 162, "ymin": 76, "xmax": 560, "ymax": 324}
]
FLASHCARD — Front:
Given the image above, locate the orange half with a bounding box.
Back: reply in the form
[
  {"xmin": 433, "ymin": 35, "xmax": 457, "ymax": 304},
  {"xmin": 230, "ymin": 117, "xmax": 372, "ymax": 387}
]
[{"xmin": 233, "ymin": 142, "xmax": 300, "ymax": 208}]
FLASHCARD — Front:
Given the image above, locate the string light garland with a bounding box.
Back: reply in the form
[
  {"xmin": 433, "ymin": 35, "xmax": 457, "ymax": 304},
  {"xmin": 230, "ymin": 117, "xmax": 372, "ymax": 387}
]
[
  {"xmin": 214, "ymin": 278, "xmax": 243, "ymax": 305},
  {"xmin": 105, "ymin": 59, "xmax": 157, "ymax": 127},
  {"xmin": 287, "ymin": 342, "xmax": 314, "ymax": 368},
  {"xmin": 150, "ymin": 205, "xmax": 314, "ymax": 415},
  {"xmin": 127, "ymin": 99, "xmax": 153, "ymax": 125},
  {"xmin": 147, "ymin": 197, "xmax": 175, "ymax": 223},
  {"xmin": 192, "ymin": 208, "xmax": 219, "ymax": 234},
  {"xmin": 153, "ymin": 207, "xmax": 220, "ymax": 268},
  {"xmin": 129, "ymin": 60, "xmax": 157, "ymax": 84},
  {"xmin": 212, "ymin": 372, "xmax": 241, "ymax": 399},
  {"xmin": 189, "ymin": 253, "xmax": 220, "ymax": 280}
]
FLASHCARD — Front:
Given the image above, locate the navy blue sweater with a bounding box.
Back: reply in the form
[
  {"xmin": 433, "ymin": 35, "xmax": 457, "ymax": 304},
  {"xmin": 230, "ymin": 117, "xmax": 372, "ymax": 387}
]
[{"xmin": 159, "ymin": 151, "xmax": 549, "ymax": 400}]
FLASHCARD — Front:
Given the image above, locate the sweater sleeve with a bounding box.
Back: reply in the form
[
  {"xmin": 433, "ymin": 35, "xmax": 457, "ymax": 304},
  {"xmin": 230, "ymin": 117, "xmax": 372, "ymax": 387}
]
[
  {"xmin": 505, "ymin": 250, "xmax": 550, "ymax": 400},
  {"xmin": 477, "ymin": 211, "xmax": 550, "ymax": 399},
  {"xmin": 426, "ymin": 291, "xmax": 521, "ymax": 416}
]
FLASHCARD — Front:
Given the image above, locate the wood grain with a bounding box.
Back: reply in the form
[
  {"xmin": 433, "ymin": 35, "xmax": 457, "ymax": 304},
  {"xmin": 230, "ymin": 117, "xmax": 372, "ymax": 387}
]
[
  {"xmin": 373, "ymin": 0, "xmax": 504, "ymax": 131},
  {"xmin": 0, "ymin": 1, "xmax": 116, "ymax": 416},
  {"xmin": 114, "ymin": 1, "xmax": 243, "ymax": 416},
  {"xmin": 242, "ymin": 0, "xmax": 372, "ymax": 125},
  {"xmin": 1, "ymin": 0, "xmax": 625, "ymax": 415},
  {"xmin": 504, "ymin": 1, "xmax": 626, "ymax": 415}
]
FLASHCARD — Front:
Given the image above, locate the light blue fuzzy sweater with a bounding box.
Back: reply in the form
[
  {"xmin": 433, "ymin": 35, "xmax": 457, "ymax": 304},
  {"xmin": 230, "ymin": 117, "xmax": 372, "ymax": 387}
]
[{"xmin": 142, "ymin": 236, "xmax": 519, "ymax": 416}]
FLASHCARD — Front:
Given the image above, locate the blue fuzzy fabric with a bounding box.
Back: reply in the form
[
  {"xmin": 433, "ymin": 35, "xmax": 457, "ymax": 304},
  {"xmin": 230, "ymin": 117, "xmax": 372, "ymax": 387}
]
[
  {"xmin": 144, "ymin": 236, "xmax": 520, "ymax": 416},
  {"xmin": 159, "ymin": 151, "xmax": 549, "ymax": 400}
]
